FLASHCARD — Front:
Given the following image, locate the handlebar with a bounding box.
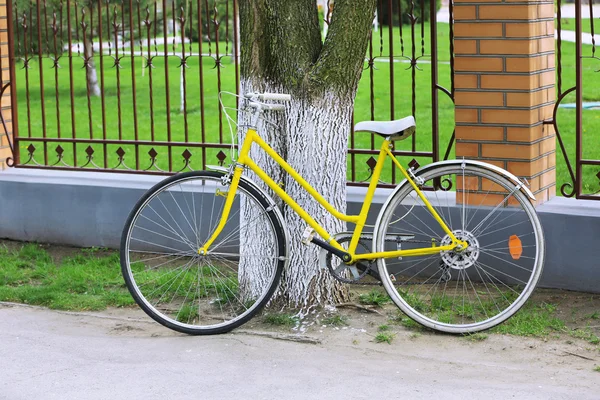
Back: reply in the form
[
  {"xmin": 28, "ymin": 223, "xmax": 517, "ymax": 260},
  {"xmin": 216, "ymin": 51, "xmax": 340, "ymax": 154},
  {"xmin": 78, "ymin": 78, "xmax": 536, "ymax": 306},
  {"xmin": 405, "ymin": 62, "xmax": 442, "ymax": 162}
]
[
  {"xmin": 244, "ymin": 92, "xmax": 290, "ymax": 114},
  {"xmin": 244, "ymin": 92, "xmax": 292, "ymax": 102},
  {"xmin": 248, "ymin": 102, "xmax": 286, "ymax": 111}
]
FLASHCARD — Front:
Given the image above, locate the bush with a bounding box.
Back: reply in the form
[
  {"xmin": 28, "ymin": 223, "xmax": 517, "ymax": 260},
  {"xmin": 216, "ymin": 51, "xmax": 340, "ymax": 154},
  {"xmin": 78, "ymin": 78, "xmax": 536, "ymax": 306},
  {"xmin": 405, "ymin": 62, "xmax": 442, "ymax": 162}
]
[{"xmin": 378, "ymin": 0, "xmax": 442, "ymax": 26}]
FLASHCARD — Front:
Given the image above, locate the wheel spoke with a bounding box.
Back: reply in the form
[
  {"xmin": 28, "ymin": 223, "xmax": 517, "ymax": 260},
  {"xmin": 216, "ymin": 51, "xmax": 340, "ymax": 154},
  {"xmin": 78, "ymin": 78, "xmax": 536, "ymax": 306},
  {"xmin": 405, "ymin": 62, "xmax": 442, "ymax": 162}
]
[
  {"xmin": 376, "ymin": 165, "xmax": 543, "ymax": 333},
  {"xmin": 121, "ymin": 173, "xmax": 283, "ymax": 334}
]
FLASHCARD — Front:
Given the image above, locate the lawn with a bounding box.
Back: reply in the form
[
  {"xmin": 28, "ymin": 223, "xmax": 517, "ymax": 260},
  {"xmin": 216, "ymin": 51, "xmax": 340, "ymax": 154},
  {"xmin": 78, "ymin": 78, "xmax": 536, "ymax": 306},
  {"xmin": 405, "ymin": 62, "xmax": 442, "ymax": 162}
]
[
  {"xmin": 10, "ymin": 22, "xmax": 600, "ymax": 193},
  {"xmin": 556, "ymin": 17, "xmax": 599, "ymax": 34},
  {"xmin": 0, "ymin": 243, "xmax": 134, "ymax": 310}
]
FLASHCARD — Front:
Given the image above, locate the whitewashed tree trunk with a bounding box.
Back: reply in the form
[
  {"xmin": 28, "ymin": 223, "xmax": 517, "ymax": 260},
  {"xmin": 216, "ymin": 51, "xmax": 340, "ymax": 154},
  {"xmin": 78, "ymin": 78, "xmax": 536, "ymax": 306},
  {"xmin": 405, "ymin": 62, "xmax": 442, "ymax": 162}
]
[
  {"xmin": 238, "ymin": 0, "xmax": 376, "ymax": 308},
  {"xmin": 237, "ymin": 82, "xmax": 352, "ymax": 307},
  {"xmin": 279, "ymin": 93, "xmax": 353, "ymax": 306}
]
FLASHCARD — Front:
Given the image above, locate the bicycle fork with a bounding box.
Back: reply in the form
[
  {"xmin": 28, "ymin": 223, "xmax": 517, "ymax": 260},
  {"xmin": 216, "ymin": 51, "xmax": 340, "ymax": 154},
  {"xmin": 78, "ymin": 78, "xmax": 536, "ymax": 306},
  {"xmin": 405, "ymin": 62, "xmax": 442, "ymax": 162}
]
[{"xmin": 197, "ymin": 166, "xmax": 244, "ymax": 255}]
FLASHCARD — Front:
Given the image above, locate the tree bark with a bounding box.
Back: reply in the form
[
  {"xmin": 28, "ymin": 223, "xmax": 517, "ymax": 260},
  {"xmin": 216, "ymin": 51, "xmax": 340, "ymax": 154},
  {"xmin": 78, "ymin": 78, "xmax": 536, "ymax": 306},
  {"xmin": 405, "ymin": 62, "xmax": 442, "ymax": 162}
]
[{"xmin": 239, "ymin": 0, "xmax": 377, "ymax": 308}]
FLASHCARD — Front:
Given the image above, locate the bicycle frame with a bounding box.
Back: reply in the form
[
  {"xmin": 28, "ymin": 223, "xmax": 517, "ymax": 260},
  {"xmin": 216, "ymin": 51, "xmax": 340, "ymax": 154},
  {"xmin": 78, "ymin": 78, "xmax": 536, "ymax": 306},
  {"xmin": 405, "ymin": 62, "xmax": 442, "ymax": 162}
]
[{"xmin": 199, "ymin": 128, "xmax": 465, "ymax": 263}]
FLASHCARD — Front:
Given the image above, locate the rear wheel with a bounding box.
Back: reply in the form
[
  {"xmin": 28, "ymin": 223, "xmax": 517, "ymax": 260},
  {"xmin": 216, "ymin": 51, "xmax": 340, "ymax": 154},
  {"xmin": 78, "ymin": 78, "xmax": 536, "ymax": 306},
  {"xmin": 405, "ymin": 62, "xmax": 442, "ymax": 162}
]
[
  {"xmin": 374, "ymin": 164, "xmax": 544, "ymax": 333},
  {"xmin": 120, "ymin": 171, "xmax": 285, "ymax": 335}
]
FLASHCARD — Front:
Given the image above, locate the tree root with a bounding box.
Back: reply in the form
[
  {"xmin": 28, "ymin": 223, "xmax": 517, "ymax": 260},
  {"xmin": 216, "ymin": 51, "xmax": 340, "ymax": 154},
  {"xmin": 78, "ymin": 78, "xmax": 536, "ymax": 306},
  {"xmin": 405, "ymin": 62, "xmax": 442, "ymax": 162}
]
[
  {"xmin": 234, "ymin": 330, "xmax": 321, "ymax": 345},
  {"xmin": 335, "ymin": 302, "xmax": 385, "ymax": 316},
  {"xmin": 561, "ymin": 351, "xmax": 596, "ymax": 361}
]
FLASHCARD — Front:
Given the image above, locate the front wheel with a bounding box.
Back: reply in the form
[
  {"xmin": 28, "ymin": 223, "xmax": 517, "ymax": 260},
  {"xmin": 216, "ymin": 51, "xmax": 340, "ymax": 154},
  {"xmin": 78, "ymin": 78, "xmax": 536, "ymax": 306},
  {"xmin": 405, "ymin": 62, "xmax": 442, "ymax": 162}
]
[
  {"xmin": 374, "ymin": 164, "xmax": 545, "ymax": 333},
  {"xmin": 120, "ymin": 171, "xmax": 286, "ymax": 335}
]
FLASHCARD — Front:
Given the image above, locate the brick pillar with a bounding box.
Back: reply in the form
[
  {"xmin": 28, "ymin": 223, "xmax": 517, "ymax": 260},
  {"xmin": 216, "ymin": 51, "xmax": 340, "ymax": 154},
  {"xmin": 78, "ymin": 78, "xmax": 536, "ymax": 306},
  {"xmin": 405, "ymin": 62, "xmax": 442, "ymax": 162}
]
[
  {"xmin": 0, "ymin": 1, "xmax": 12, "ymax": 170},
  {"xmin": 453, "ymin": 0, "xmax": 556, "ymax": 205}
]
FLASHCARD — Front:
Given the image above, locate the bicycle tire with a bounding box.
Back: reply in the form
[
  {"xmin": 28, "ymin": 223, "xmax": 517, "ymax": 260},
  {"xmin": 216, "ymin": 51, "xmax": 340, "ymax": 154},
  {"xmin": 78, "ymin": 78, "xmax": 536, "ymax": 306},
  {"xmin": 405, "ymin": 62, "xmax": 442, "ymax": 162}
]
[
  {"xmin": 374, "ymin": 164, "xmax": 545, "ymax": 333},
  {"xmin": 120, "ymin": 170, "xmax": 285, "ymax": 335}
]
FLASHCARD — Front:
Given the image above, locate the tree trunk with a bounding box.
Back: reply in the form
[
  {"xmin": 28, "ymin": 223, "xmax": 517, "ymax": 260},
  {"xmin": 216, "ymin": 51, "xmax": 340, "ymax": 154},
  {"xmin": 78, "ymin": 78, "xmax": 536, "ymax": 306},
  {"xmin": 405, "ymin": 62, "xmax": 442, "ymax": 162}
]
[
  {"xmin": 239, "ymin": 0, "xmax": 377, "ymax": 308},
  {"xmin": 84, "ymin": 37, "xmax": 101, "ymax": 97}
]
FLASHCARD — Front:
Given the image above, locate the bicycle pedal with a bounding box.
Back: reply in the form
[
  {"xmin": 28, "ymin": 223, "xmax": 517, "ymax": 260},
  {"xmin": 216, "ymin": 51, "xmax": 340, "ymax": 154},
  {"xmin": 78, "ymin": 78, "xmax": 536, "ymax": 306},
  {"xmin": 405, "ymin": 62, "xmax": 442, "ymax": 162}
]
[
  {"xmin": 396, "ymin": 241, "xmax": 403, "ymax": 260},
  {"xmin": 301, "ymin": 226, "xmax": 315, "ymax": 245}
]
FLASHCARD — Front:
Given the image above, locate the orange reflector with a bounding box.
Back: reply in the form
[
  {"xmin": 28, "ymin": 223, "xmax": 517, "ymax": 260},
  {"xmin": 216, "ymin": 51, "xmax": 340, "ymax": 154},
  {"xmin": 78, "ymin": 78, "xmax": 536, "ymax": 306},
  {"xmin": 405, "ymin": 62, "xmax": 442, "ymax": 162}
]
[{"xmin": 508, "ymin": 235, "xmax": 522, "ymax": 260}]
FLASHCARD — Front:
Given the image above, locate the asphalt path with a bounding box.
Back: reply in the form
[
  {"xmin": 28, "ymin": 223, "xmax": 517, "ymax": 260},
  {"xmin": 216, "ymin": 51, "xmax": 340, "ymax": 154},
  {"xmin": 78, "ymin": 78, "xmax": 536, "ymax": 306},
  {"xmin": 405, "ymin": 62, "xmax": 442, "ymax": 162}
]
[{"xmin": 1, "ymin": 303, "xmax": 598, "ymax": 400}]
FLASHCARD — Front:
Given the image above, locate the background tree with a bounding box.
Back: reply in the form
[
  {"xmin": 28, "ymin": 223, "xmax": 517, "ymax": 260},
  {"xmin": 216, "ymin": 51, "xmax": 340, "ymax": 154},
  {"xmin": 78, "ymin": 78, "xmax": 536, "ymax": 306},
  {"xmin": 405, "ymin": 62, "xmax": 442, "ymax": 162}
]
[{"xmin": 239, "ymin": 0, "xmax": 377, "ymax": 308}]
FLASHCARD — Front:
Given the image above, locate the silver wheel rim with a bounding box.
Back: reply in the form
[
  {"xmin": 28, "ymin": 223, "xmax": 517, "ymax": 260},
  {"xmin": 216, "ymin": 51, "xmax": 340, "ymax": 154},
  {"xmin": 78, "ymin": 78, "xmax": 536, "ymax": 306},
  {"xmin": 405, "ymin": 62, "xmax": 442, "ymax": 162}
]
[
  {"xmin": 374, "ymin": 166, "xmax": 544, "ymax": 333},
  {"xmin": 123, "ymin": 174, "xmax": 281, "ymax": 332}
]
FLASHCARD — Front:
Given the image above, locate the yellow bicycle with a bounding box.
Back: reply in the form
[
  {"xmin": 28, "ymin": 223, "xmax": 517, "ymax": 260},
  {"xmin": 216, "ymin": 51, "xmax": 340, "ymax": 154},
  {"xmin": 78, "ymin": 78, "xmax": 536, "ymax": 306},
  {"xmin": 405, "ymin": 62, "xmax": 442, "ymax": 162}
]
[{"xmin": 121, "ymin": 93, "xmax": 545, "ymax": 335}]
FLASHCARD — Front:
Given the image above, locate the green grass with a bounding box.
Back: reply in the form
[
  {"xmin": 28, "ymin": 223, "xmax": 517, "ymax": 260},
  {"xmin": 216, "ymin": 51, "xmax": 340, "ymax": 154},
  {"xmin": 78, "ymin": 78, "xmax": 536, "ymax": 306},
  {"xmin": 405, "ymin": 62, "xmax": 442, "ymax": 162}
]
[
  {"xmin": 378, "ymin": 324, "xmax": 391, "ymax": 332},
  {"xmin": 586, "ymin": 311, "xmax": 600, "ymax": 320},
  {"xmin": 594, "ymin": 365, "xmax": 600, "ymax": 373},
  {"xmin": 569, "ymin": 328, "xmax": 600, "ymax": 345},
  {"xmin": 463, "ymin": 333, "xmax": 489, "ymax": 342},
  {"xmin": 358, "ymin": 289, "xmax": 390, "ymax": 307},
  {"xmin": 374, "ymin": 332, "xmax": 395, "ymax": 344},
  {"xmin": 491, "ymin": 302, "xmax": 565, "ymax": 337},
  {"xmin": 491, "ymin": 302, "xmax": 599, "ymax": 345},
  {"xmin": 322, "ymin": 314, "xmax": 348, "ymax": 326},
  {"xmin": 0, "ymin": 243, "xmax": 134, "ymax": 311},
  {"xmin": 391, "ymin": 312, "xmax": 427, "ymax": 331},
  {"xmin": 262, "ymin": 312, "xmax": 298, "ymax": 327},
  {"xmin": 556, "ymin": 18, "xmax": 598, "ymax": 34},
  {"xmin": 388, "ymin": 298, "xmax": 599, "ymax": 348}
]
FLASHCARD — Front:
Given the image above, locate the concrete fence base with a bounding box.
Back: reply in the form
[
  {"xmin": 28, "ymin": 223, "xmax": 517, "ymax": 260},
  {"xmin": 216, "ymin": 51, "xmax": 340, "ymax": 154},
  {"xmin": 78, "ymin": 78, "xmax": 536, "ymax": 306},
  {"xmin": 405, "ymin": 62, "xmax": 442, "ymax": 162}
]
[{"xmin": 0, "ymin": 169, "xmax": 598, "ymax": 293}]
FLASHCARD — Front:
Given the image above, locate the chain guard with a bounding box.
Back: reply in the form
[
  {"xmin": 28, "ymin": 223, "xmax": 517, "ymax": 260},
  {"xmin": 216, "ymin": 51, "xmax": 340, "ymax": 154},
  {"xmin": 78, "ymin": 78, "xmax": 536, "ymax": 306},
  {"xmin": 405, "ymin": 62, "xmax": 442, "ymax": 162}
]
[
  {"xmin": 320, "ymin": 232, "xmax": 436, "ymax": 285},
  {"xmin": 325, "ymin": 236, "xmax": 374, "ymax": 284}
]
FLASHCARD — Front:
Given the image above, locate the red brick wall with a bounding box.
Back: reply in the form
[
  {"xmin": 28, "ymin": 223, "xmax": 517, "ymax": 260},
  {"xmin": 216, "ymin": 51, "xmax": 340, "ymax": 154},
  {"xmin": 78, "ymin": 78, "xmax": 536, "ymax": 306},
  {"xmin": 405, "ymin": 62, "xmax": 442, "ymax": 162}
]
[
  {"xmin": 453, "ymin": 0, "xmax": 556, "ymax": 205},
  {"xmin": 0, "ymin": 2, "xmax": 12, "ymax": 170}
]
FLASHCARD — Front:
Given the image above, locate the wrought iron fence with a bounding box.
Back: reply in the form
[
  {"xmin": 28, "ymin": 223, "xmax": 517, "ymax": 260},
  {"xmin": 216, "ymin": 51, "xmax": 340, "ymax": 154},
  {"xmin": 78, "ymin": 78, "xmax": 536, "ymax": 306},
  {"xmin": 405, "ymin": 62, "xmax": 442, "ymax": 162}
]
[
  {"xmin": 347, "ymin": 0, "xmax": 455, "ymax": 186},
  {"xmin": 3, "ymin": 0, "xmax": 454, "ymax": 186},
  {"xmin": 552, "ymin": 0, "xmax": 600, "ymax": 199}
]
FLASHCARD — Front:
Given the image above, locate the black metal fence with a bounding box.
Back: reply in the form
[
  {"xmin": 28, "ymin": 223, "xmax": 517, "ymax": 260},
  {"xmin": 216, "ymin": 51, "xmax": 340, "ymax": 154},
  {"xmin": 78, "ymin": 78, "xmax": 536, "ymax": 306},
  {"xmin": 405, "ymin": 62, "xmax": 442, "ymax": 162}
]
[
  {"xmin": 3, "ymin": 0, "xmax": 454, "ymax": 185},
  {"xmin": 552, "ymin": 0, "xmax": 600, "ymax": 199}
]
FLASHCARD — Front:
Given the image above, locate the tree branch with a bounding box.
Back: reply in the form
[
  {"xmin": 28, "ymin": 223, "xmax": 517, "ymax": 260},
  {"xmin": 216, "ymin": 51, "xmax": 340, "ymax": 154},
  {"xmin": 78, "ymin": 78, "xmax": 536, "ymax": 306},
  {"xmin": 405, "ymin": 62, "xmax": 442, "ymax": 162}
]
[
  {"xmin": 310, "ymin": 0, "xmax": 377, "ymax": 96},
  {"xmin": 239, "ymin": 0, "xmax": 322, "ymax": 92}
]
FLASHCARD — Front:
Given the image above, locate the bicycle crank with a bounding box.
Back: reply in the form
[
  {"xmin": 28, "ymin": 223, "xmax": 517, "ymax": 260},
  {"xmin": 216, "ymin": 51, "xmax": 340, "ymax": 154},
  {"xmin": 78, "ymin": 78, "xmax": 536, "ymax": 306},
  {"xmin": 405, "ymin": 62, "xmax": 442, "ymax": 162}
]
[{"xmin": 321, "ymin": 234, "xmax": 373, "ymax": 284}]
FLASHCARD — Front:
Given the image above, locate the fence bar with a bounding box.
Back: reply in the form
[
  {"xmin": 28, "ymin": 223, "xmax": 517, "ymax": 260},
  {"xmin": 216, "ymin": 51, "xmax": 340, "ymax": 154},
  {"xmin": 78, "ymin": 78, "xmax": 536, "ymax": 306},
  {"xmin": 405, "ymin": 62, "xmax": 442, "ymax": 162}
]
[
  {"xmin": 51, "ymin": 5, "xmax": 61, "ymax": 140},
  {"xmin": 387, "ymin": 0, "xmax": 396, "ymax": 184},
  {"xmin": 6, "ymin": 0, "xmax": 18, "ymax": 165},
  {"xmin": 430, "ymin": 0, "xmax": 439, "ymax": 162},
  {"xmin": 233, "ymin": 0, "xmax": 240, "ymax": 98},
  {"xmin": 98, "ymin": 0, "xmax": 108, "ymax": 168},
  {"xmin": 575, "ymin": 0, "xmax": 582, "ymax": 197},
  {"xmin": 161, "ymin": 0, "xmax": 172, "ymax": 171},
  {"xmin": 16, "ymin": 136, "xmax": 234, "ymax": 148},
  {"xmin": 35, "ymin": 0, "xmax": 48, "ymax": 164},
  {"xmin": 198, "ymin": 0, "xmax": 207, "ymax": 169},
  {"xmin": 129, "ymin": 0, "xmax": 140, "ymax": 170}
]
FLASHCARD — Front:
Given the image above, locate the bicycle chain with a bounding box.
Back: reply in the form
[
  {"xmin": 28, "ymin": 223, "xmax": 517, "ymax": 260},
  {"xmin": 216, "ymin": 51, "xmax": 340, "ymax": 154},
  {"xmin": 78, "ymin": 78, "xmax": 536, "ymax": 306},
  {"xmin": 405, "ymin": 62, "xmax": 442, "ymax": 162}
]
[{"xmin": 325, "ymin": 238, "xmax": 445, "ymax": 286}]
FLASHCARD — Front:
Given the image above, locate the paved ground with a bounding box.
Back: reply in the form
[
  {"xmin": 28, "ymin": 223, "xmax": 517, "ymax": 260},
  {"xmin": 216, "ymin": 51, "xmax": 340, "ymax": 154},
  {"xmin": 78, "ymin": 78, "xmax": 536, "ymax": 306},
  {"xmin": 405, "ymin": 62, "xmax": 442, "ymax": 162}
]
[{"xmin": 1, "ymin": 303, "xmax": 599, "ymax": 400}]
